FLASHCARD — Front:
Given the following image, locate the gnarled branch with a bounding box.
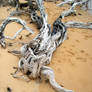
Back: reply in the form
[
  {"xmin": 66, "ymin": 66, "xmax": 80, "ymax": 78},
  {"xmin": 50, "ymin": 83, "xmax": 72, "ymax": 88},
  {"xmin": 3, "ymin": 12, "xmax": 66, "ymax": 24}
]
[
  {"xmin": 58, "ymin": 0, "xmax": 89, "ymax": 18},
  {"xmin": 65, "ymin": 21, "xmax": 92, "ymax": 29},
  {"xmin": 0, "ymin": 17, "xmax": 34, "ymax": 48}
]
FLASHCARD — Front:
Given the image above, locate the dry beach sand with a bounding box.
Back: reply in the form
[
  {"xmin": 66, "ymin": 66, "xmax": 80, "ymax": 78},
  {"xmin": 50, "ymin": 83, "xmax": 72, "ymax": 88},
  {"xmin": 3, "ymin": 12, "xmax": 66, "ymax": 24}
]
[{"xmin": 0, "ymin": 1, "xmax": 92, "ymax": 92}]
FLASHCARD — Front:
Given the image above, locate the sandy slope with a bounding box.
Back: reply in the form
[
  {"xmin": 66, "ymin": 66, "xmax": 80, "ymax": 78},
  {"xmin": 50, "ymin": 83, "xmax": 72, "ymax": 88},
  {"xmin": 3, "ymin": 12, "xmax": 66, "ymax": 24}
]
[{"xmin": 0, "ymin": 2, "xmax": 92, "ymax": 92}]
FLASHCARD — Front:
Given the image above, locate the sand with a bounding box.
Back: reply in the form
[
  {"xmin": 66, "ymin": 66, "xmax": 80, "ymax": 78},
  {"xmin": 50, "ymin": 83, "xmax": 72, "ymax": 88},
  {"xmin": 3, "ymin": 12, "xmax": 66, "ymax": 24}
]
[{"xmin": 0, "ymin": 2, "xmax": 92, "ymax": 92}]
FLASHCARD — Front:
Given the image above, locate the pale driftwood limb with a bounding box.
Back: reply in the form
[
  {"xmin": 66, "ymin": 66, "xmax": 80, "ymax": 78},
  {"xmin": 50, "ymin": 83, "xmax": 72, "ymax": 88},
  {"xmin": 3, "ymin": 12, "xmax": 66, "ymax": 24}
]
[
  {"xmin": 12, "ymin": 74, "xmax": 30, "ymax": 82},
  {"xmin": 0, "ymin": 17, "xmax": 34, "ymax": 47},
  {"xmin": 59, "ymin": 0, "xmax": 89, "ymax": 18},
  {"xmin": 11, "ymin": 67, "xmax": 30, "ymax": 82},
  {"xmin": 30, "ymin": 10, "xmax": 43, "ymax": 29},
  {"xmin": 0, "ymin": 17, "xmax": 34, "ymax": 35},
  {"xmin": 41, "ymin": 66, "xmax": 73, "ymax": 92},
  {"xmin": 56, "ymin": 0, "xmax": 74, "ymax": 7},
  {"xmin": 57, "ymin": 0, "xmax": 89, "ymax": 7},
  {"xmin": 9, "ymin": 10, "xmax": 30, "ymax": 17},
  {"xmin": 61, "ymin": 9, "xmax": 76, "ymax": 18},
  {"xmin": 0, "ymin": 36, "xmax": 6, "ymax": 48},
  {"xmin": 8, "ymin": 50, "xmax": 21, "ymax": 56},
  {"xmin": 10, "ymin": 17, "xmax": 69, "ymax": 92},
  {"xmin": 44, "ymin": 0, "xmax": 57, "ymax": 3},
  {"xmin": 65, "ymin": 21, "xmax": 92, "ymax": 29}
]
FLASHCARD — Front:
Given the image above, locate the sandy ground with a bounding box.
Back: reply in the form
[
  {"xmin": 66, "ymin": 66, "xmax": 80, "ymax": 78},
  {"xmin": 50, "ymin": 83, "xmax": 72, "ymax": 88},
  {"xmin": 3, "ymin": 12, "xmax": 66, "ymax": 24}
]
[{"xmin": 0, "ymin": 1, "xmax": 92, "ymax": 92}]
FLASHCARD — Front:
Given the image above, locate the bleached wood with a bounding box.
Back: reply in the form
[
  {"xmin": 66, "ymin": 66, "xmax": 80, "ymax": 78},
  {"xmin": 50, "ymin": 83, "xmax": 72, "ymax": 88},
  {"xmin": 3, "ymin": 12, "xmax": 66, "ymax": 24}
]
[
  {"xmin": 56, "ymin": 0, "xmax": 74, "ymax": 7},
  {"xmin": 58, "ymin": 0, "xmax": 89, "ymax": 18},
  {"xmin": 0, "ymin": 17, "xmax": 34, "ymax": 47},
  {"xmin": 65, "ymin": 21, "xmax": 92, "ymax": 29},
  {"xmin": 9, "ymin": 0, "xmax": 72, "ymax": 92},
  {"xmin": 41, "ymin": 66, "xmax": 73, "ymax": 92}
]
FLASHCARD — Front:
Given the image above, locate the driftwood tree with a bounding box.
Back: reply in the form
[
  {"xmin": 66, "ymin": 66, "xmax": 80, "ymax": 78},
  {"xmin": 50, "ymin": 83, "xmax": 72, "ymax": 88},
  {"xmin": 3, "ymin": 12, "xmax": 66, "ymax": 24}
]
[
  {"xmin": 0, "ymin": 0, "xmax": 9, "ymax": 6},
  {"xmin": 8, "ymin": 0, "xmax": 73, "ymax": 92},
  {"xmin": 57, "ymin": 0, "xmax": 90, "ymax": 18},
  {"xmin": 0, "ymin": 0, "xmax": 92, "ymax": 92}
]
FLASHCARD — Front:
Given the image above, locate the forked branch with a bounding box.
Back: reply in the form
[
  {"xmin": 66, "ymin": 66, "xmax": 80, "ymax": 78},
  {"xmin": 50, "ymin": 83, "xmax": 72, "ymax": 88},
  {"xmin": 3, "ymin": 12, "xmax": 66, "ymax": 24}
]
[
  {"xmin": 58, "ymin": 0, "xmax": 89, "ymax": 18},
  {"xmin": 0, "ymin": 17, "xmax": 34, "ymax": 47}
]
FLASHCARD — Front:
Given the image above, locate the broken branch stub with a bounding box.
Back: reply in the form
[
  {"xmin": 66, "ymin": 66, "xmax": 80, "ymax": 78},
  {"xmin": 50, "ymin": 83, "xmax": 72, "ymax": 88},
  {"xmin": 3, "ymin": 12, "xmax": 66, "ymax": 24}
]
[{"xmin": 0, "ymin": 17, "xmax": 34, "ymax": 48}]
